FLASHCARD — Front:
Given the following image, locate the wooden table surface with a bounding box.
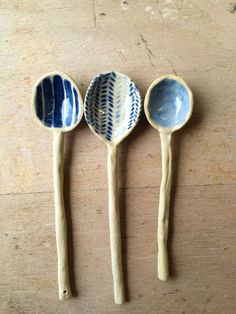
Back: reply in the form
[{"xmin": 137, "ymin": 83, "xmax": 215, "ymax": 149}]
[{"xmin": 1, "ymin": 1, "xmax": 236, "ymax": 313}]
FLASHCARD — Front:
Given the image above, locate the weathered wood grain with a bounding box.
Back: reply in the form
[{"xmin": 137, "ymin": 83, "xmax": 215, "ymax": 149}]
[
  {"xmin": 0, "ymin": 0, "xmax": 235, "ymax": 313},
  {"xmin": 0, "ymin": 186, "xmax": 235, "ymax": 313}
]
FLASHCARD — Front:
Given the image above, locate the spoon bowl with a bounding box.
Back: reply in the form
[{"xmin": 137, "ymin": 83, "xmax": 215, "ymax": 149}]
[
  {"xmin": 33, "ymin": 71, "xmax": 83, "ymax": 131},
  {"xmin": 145, "ymin": 75, "xmax": 193, "ymax": 133},
  {"xmin": 144, "ymin": 75, "xmax": 193, "ymax": 281},
  {"xmin": 32, "ymin": 71, "xmax": 83, "ymax": 300},
  {"xmin": 84, "ymin": 71, "xmax": 142, "ymax": 304},
  {"xmin": 85, "ymin": 71, "xmax": 141, "ymax": 145}
]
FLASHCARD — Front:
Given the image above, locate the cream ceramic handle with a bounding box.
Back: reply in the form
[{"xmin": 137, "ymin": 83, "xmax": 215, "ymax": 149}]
[
  {"xmin": 158, "ymin": 132, "xmax": 172, "ymax": 281},
  {"xmin": 107, "ymin": 144, "xmax": 125, "ymax": 304},
  {"xmin": 53, "ymin": 131, "xmax": 71, "ymax": 301}
]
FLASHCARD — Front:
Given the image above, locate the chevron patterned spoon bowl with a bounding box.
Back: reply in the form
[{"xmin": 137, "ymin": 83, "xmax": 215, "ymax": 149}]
[
  {"xmin": 84, "ymin": 71, "xmax": 142, "ymax": 304},
  {"xmin": 32, "ymin": 71, "xmax": 83, "ymax": 300},
  {"xmin": 144, "ymin": 75, "xmax": 193, "ymax": 281}
]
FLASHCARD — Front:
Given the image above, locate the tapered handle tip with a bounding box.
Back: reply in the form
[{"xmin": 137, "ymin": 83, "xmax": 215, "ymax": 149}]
[
  {"xmin": 158, "ymin": 249, "xmax": 169, "ymax": 281},
  {"xmin": 158, "ymin": 271, "xmax": 169, "ymax": 282},
  {"xmin": 114, "ymin": 294, "xmax": 125, "ymax": 305},
  {"xmin": 59, "ymin": 288, "xmax": 72, "ymax": 301}
]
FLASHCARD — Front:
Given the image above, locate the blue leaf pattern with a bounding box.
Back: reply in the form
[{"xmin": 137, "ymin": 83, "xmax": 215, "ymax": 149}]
[{"xmin": 84, "ymin": 71, "xmax": 142, "ymax": 141}]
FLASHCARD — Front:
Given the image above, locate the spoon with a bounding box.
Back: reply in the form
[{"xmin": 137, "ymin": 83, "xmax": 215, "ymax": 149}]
[
  {"xmin": 84, "ymin": 71, "xmax": 142, "ymax": 304},
  {"xmin": 32, "ymin": 71, "xmax": 83, "ymax": 300},
  {"xmin": 144, "ymin": 75, "xmax": 193, "ymax": 281}
]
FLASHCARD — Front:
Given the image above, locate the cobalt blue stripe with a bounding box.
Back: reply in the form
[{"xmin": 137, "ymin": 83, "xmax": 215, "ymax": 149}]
[
  {"xmin": 73, "ymin": 87, "xmax": 79, "ymax": 122},
  {"xmin": 64, "ymin": 79, "xmax": 73, "ymax": 126},
  {"xmin": 36, "ymin": 85, "xmax": 43, "ymax": 121},
  {"xmin": 53, "ymin": 75, "xmax": 64, "ymax": 127},
  {"xmin": 43, "ymin": 78, "xmax": 53, "ymax": 127}
]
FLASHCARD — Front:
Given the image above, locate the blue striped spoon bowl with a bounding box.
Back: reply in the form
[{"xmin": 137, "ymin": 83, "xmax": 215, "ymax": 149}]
[
  {"xmin": 144, "ymin": 75, "xmax": 193, "ymax": 281},
  {"xmin": 32, "ymin": 72, "xmax": 83, "ymax": 300},
  {"xmin": 84, "ymin": 71, "xmax": 142, "ymax": 304}
]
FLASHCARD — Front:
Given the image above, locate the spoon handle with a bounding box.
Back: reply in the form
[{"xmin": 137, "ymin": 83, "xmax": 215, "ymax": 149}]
[
  {"xmin": 158, "ymin": 132, "xmax": 172, "ymax": 281},
  {"xmin": 53, "ymin": 131, "xmax": 71, "ymax": 300},
  {"xmin": 107, "ymin": 144, "xmax": 125, "ymax": 304}
]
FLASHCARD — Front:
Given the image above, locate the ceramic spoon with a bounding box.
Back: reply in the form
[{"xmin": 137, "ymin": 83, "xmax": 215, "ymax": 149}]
[
  {"xmin": 144, "ymin": 75, "xmax": 193, "ymax": 281},
  {"xmin": 84, "ymin": 71, "xmax": 142, "ymax": 304},
  {"xmin": 32, "ymin": 72, "xmax": 83, "ymax": 300}
]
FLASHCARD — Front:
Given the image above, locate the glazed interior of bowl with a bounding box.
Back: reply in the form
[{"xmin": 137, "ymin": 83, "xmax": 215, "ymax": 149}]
[
  {"xmin": 84, "ymin": 71, "xmax": 141, "ymax": 142},
  {"xmin": 147, "ymin": 78, "xmax": 191, "ymax": 129},
  {"xmin": 34, "ymin": 73, "xmax": 81, "ymax": 129}
]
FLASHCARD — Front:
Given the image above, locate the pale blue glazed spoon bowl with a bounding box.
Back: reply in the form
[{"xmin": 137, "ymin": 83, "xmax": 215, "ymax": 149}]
[{"xmin": 145, "ymin": 75, "xmax": 193, "ymax": 132}]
